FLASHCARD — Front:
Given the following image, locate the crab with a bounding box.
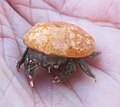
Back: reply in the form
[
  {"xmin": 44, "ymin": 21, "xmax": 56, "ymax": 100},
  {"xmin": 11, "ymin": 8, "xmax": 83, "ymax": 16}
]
[{"xmin": 16, "ymin": 22, "xmax": 100, "ymax": 87}]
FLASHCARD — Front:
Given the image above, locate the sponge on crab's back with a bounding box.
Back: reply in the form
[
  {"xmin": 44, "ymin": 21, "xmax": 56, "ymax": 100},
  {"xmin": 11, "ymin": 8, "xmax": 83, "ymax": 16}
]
[{"xmin": 23, "ymin": 22, "xmax": 95, "ymax": 58}]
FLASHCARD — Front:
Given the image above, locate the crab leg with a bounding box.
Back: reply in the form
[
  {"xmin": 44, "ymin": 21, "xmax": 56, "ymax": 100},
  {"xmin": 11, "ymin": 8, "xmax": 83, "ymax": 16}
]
[
  {"xmin": 88, "ymin": 51, "xmax": 101, "ymax": 59},
  {"xmin": 16, "ymin": 48, "xmax": 29, "ymax": 71},
  {"xmin": 52, "ymin": 59, "xmax": 77, "ymax": 83},
  {"xmin": 24, "ymin": 52, "xmax": 38, "ymax": 87},
  {"xmin": 24, "ymin": 64, "xmax": 37, "ymax": 87},
  {"xmin": 79, "ymin": 59, "xmax": 96, "ymax": 82}
]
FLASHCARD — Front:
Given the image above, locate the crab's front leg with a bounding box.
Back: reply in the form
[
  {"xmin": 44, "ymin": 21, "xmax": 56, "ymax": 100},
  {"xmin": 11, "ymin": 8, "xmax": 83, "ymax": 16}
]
[
  {"xmin": 78, "ymin": 59, "xmax": 96, "ymax": 81},
  {"xmin": 16, "ymin": 48, "xmax": 29, "ymax": 71},
  {"xmin": 24, "ymin": 64, "xmax": 36, "ymax": 87},
  {"xmin": 52, "ymin": 59, "xmax": 77, "ymax": 83},
  {"xmin": 24, "ymin": 57, "xmax": 38, "ymax": 87}
]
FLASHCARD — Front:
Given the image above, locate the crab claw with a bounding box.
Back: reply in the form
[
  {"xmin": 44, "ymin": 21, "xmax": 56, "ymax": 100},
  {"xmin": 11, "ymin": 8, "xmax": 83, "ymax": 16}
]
[
  {"xmin": 28, "ymin": 75, "xmax": 34, "ymax": 87},
  {"xmin": 52, "ymin": 76, "xmax": 63, "ymax": 83}
]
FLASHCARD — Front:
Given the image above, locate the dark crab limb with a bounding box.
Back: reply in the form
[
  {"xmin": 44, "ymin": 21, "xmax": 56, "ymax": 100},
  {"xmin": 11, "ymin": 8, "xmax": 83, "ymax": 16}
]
[
  {"xmin": 78, "ymin": 59, "xmax": 96, "ymax": 82},
  {"xmin": 24, "ymin": 50, "xmax": 40, "ymax": 87},
  {"xmin": 16, "ymin": 48, "xmax": 29, "ymax": 71},
  {"xmin": 24, "ymin": 63, "xmax": 36, "ymax": 87},
  {"xmin": 16, "ymin": 48, "xmax": 38, "ymax": 87},
  {"xmin": 88, "ymin": 51, "xmax": 101, "ymax": 59},
  {"xmin": 52, "ymin": 59, "xmax": 77, "ymax": 83}
]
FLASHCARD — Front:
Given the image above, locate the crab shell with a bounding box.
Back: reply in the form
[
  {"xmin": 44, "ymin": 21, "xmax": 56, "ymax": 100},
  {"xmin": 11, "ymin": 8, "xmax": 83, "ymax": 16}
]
[{"xmin": 23, "ymin": 22, "xmax": 95, "ymax": 58}]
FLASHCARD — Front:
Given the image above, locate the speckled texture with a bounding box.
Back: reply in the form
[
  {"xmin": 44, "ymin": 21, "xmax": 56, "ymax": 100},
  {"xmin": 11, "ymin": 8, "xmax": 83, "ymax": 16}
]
[{"xmin": 23, "ymin": 22, "xmax": 95, "ymax": 58}]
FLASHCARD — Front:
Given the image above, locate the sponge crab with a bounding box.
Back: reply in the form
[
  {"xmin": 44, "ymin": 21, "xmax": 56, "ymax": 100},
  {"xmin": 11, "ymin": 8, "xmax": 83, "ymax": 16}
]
[{"xmin": 16, "ymin": 22, "xmax": 100, "ymax": 87}]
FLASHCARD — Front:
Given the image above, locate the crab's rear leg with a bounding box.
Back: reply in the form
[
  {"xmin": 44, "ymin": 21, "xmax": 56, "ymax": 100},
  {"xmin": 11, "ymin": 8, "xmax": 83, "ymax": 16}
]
[
  {"xmin": 16, "ymin": 48, "xmax": 29, "ymax": 71},
  {"xmin": 88, "ymin": 51, "xmax": 101, "ymax": 59},
  {"xmin": 52, "ymin": 59, "xmax": 77, "ymax": 83},
  {"xmin": 78, "ymin": 59, "xmax": 96, "ymax": 82}
]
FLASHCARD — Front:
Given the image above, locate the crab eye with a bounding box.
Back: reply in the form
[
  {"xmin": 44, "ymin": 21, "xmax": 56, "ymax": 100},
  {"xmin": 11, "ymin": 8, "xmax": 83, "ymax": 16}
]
[{"xmin": 53, "ymin": 65, "xmax": 59, "ymax": 69}]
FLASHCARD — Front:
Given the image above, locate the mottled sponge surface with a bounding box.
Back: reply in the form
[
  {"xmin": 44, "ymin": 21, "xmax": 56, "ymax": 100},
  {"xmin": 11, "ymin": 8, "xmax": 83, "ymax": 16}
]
[{"xmin": 24, "ymin": 22, "xmax": 95, "ymax": 58}]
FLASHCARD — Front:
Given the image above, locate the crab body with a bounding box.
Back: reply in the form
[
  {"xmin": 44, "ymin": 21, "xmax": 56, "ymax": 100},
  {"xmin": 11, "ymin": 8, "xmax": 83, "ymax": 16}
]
[{"xmin": 16, "ymin": 22, "xmax": 100, "ymax": 87}]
